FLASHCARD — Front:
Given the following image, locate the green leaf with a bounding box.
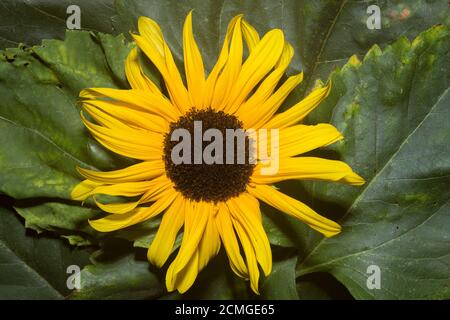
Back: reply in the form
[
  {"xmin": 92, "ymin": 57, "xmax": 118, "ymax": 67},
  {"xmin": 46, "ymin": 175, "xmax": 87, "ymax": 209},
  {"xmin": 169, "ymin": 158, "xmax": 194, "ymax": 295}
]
[
  {"xmin": 0, "ymin": 206, "xmax": 90, "ymax": 299},
  {"xmin": 296, "ymin": 25, "xmax": 450, "ymax": 299},
  {"xmin": 71, "ymin": 241, "xmax": 164, "ymax": 300},
  {"xmin": 13, "ymin": 201, "xmax": 180, "ymax": 249},
  {"xmin": 0, "ymin": 0, "xmax": 118, "ymax": 49},
  {"xmin": 13, "ymin": 201, "xmax": 98, "ymax": 244},
  {"xmin": 296, "ymin": 273, "xmax": 353, "ymax": 300},
  {"xmin": 0, "ymin": 31, "xmax": 140, "ymax": 241},
  {"xmin": 291, "ymin": 0, "xmax": 450, "ymax": 96},
  {"xmin": 0, "ymin": 31, "xmax": 132, "ymax": 200},
  {"xmin": 260, "ymin": 254, "xmax": 299, "ymax": 299},
  {"xmin": 0, "ymin": 30, "xmax": 165, "ymax": 246}
]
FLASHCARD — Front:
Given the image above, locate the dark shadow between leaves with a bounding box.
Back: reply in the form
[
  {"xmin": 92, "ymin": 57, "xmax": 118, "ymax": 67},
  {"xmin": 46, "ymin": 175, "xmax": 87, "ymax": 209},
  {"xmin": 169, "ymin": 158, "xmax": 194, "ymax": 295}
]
[{"xmin": 296, "ymin": 272, "xmax": 353, "ymax": 300}]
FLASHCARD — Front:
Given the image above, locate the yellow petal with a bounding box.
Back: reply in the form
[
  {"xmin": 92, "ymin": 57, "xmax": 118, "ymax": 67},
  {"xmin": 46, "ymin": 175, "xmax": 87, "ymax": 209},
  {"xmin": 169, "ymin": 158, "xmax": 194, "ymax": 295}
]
[
  {"xmin": 227, "ymin": 193, "xmax": 271, "ymax": 276},
  {"xmin": 239, "ymin": 72, "xmax": 304, "ymax": 129},
  {"xmin": 78, "ymin": 180, "xmax": 158, "ymax": 201},
  {"xmin": 198, "ymin": 211, "xmax": 221, "ymax": 271},
  {"xmin": 148, "ymin": 194, "xmax": 185, "ymax": 267},
  {"xmin": 133, "ymin": 17, "xmax": 192, "ymax": 113},
  {"xmin": 80, "ymin": 88, "xmax": 180, "ymax": 122},
  {"xmin": 95, "ymin": 200, "xmax": 140, "ymax": 215},
  {"xmin": 215, "ymin": 204, "xmax": 249, "ymax": 278},
  {"xmin": 81, "ymin": 113, "xmax": 163, "ymax": 161},
  {"xmin": 210, "ymin": 17, "xmax": 243, "ymax": 110},
  {"xmin": 81, "ymin": 100, "xmax": 169, "ymax": 133},
  {"xmin": 82, "ymin": 103, "xmax": 127, "ymax": 129},
  {"xmin": 236, "ymin": 43, "xmax": 294, "ymax": 122},
  {"xmin": 277, "ymin": 124, "xmax": 343, "ymax": 157},
  {"xmin": 202, "ymin": 15, "xmax": 243, "ymax": 108},
  {"xmin": 94, "ymin": 175, "xmax": 173, "ymax": 214},
  {"xmin": 77, "ymin": 160, "xmax": 164, "ymax": 184},
  {"xmin": 166, "ymin": 249, "xmax": 199, "ymax": 293},
  {"xmin": 172, "ymin": 201, "xmax": 211, "ymax": 273},
  {"xmin": 165, "ymin": 201, "xmax": 215, "ymax": 294},
  {"xmin": 252, "ymin": 157, "xmax": 365, "ymax": 185},
  {"xmin": 223, "ymin": 29, "xmax": 285, "ymax": 114},
  {"xmin": 183, "ymin": 11, "xmax": 205, "ymax": 107},
  {"xmin": 248, "ymin": 184, "xmax": 341, "ymax": 237},
  {"xmin": 125, "ymin": 47, "xmax": 164, "ymax": 95},
  {"xmin": 263, "ymin": 82, "xmax": 331, "ymax": 129},
  {"xmin": 241, "ymin": 19, "xmax": 260, "ymax": 52},
  {"xmin": 71, "ymin": 179, "xmax": 102, "ymax": 201},
  {"xmin": 89, "ymin": 189, "xmax": 177, "ymax": 232},
  {"xmin": 231, "ymin": 215, "xmax": 260, "ymax": 294}
]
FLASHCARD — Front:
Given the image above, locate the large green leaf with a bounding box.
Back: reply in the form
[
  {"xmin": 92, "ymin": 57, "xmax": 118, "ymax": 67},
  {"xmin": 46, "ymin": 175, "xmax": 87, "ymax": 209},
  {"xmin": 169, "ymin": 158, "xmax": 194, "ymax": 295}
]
[
  {"xmin": 0, "ymin": 206, "xmax": 90, "ymax": 299},
  {"xmin": 13, "ymin": 201, "xmax": 99, "ymax": 246},
  {"xmin": 0, "ymin": 31, "xmax": 132, "ymax": 200},
  {"xmin": 0, "ymin": 31, "xmax": 139, "ymax": 244},
  {"xmin": 0, "ymin": 0, "xmax": 118, "ymax": 49},
  {"xmin": 295, "ymin": 25, "xmax": 450, "ymax": 299},
  {"xmin": 260, "ymin": 254, "xmax": 299, "ymax": 300},
  {"xmin": 70, "ymin": 240, "xmax": 164, "ymax": 299},
  {"xmin": 13, "ymin": 200, "xmax": 179, "ymax": 249},
  {"xmin": 290, "ymin": 0, "xmax": 449, "ymax": 95}
]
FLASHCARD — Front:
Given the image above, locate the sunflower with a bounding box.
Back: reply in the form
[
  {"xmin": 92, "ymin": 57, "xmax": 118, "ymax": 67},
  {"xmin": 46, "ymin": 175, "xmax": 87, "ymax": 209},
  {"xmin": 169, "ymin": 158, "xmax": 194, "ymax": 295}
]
[{"xmin": 71, "ymin": 12, "xmax": 364, "ymax": 294}]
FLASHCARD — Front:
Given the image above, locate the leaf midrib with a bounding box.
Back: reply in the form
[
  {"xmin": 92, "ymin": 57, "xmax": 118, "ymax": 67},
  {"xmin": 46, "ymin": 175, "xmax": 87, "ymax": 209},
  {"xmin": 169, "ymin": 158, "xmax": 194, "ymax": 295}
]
[
  {"xmin": 0, "ymin": 114, "xmax": 97, "ymax": 171},
  {"xmin": 301, "ymin": 0, "xmax": 348, "ymax": 95},
  {"xmin": 298, "ymin": 199, "xmax": 448, "ymax": 275}
]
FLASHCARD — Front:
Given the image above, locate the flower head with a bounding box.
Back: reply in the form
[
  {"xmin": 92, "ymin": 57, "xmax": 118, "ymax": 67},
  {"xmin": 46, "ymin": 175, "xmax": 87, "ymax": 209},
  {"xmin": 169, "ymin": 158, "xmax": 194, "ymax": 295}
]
[{"xmin": 72, "ymin": 12, "xmax": 364, "ymax": 294}]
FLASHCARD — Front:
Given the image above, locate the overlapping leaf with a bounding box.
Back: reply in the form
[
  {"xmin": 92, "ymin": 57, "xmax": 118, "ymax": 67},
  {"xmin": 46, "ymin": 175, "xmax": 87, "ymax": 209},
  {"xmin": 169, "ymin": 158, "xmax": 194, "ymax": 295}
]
[
  {"xmin": 0, "ymin": 207, "xmax": 90, "ymax": 299},
  {"xmin": 0, "ymin": 0, "xmax": 118, "ymax": 49},
  {"xmin": 296, "ymin": 25, "xmax": 450, "ymax": 299}
]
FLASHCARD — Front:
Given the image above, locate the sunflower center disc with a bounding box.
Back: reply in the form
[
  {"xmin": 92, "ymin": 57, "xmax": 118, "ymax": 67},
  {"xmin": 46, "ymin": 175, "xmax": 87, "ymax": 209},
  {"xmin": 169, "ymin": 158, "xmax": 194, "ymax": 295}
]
[{"xmin": 163, "ymin": 108, "xmax": 255, "ymax": 202}]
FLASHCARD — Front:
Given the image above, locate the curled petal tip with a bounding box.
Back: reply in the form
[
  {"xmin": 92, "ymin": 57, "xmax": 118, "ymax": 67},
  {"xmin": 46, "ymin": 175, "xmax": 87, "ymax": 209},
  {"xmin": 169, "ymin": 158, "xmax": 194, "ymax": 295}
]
[{"xmin": 348, "ymin": 172, "xmax": 366, "ymax": 186}]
